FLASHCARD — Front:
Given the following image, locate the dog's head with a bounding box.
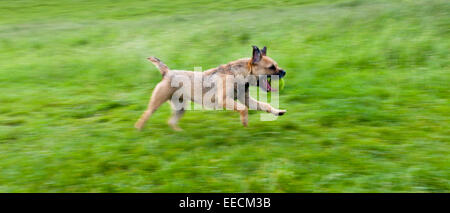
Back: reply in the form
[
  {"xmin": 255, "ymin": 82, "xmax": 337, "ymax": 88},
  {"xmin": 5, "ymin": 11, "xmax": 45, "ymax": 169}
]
[{"xmin": 248, "ymin": 46, "xmax": 286, "ymax": 92}]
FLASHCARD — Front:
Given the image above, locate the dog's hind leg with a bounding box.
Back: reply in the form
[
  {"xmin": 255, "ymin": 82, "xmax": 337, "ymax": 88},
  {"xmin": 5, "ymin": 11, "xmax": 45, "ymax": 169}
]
[
  {"xmin": 239, "ymin": 108, "xmax": 248, "ymax": 127},
  {"xmin": 168, "ymin": 101, "xmax": 185, "ymax": 131},
  {"xmin": 135, "ymin": 81, "xmax": 172, "ymax": 131}
]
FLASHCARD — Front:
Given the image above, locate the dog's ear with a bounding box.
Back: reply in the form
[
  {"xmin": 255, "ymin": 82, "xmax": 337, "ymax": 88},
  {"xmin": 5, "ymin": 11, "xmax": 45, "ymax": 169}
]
[
  {"xmin": 251, "ymin": 45, "xmax": 262, "ymax": 64},
  {"xmin": 261, "ymin": 46, "xmax": 267, "ymax": 56}
]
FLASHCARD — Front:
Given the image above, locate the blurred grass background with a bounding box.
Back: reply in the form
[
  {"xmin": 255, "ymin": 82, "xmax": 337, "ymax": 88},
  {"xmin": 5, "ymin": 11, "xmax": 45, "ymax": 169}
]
[{"xmin": 0, "ymin": 0, "xmax": 449, "ymax": 192}]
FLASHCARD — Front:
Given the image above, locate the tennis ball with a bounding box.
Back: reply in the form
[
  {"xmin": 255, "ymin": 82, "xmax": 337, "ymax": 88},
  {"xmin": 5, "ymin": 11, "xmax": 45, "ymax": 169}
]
[
  {"xmin": 279, "ymin": 78, "xmax": 285, "ymax": 91},
  {"xmin": 267, "ymin": 77, "xmax": 285, "ymax": 91}
]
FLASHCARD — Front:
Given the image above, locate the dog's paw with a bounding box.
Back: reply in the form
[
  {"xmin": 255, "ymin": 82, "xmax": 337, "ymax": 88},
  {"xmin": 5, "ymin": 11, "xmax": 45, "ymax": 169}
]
[
  {"xmin": 171, "ymin": 126, "xmax": 183, "ymax": 132},
  {"xmin": 275, "ymin": 110, "xmax": 286, "ymax": 116},
  {"xmin": 134, "ymin": 122, "xmax": 144, "ymax": 131},
  {"xmin": 147, "ymin": 56, "xmax": 160, "ymax": 63},
  {"xmin": 168, "ymin": 122, "xmax": 183, "ymax": 131}
]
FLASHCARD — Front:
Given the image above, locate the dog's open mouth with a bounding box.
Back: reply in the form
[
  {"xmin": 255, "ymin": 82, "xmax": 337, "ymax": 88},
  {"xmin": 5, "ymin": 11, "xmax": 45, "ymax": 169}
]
[
  {"xmin": 261, "ymin": 77, "xmax": 272, "ymax": 92},
  {"xmin": 258, "ymin": 76, "xmax": 277, "ymax": 92}
]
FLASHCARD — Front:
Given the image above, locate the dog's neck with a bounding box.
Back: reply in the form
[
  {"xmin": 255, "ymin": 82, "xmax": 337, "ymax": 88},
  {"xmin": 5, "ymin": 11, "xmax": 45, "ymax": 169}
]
[{"xmin": 203, "ymin": 58, "xmax": 252, "ymax": 76}]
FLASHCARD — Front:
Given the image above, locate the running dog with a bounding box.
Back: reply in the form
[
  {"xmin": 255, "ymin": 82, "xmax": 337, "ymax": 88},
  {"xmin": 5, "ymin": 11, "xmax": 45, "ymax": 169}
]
[{"xmin": 135, "ymin": 46, "xmax": 286, "ymax": 131}]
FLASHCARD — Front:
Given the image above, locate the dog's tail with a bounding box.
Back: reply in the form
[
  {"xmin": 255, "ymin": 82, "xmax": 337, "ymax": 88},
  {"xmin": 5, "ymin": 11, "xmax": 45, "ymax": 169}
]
[{"xmin": 147, "ymin": 57, "xmax": 170, "ymax": 77}]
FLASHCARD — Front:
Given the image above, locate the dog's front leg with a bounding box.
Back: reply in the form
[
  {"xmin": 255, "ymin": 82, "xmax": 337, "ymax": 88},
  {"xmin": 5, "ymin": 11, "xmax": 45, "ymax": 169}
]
[
  {"xmin": 220, "ymin": 98, "xmax": 248, "ymax": 127},
  {"xmin": 247, "ymin": 96, "xmax": 286, "ymax": 116}
]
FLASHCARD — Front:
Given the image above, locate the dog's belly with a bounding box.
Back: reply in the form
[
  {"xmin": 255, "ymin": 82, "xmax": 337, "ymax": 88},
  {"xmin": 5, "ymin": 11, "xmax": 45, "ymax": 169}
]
[
  {"xmin": 193, "ymin": 86, "xmax": 217, "ymax": 109},
  {"xmin": 168, "ymin": 71, "xmax": 219, "ymax": 109},
  {"xmin": 168, "ymin": 71, "xmax": 247, "ymax": 110}
]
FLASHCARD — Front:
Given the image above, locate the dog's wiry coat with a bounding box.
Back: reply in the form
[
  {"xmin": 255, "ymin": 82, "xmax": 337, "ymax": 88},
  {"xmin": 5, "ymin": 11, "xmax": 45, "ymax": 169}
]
[{"xmin": 135, "ymin": 46, "xmax": 286, "ymax": 131}]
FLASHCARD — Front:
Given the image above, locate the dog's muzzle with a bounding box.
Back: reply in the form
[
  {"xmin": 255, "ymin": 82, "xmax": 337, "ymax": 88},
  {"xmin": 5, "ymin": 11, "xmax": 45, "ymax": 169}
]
[{"xmin": 278, "ymin": 70, "xmax": 286, "ymax": 78}]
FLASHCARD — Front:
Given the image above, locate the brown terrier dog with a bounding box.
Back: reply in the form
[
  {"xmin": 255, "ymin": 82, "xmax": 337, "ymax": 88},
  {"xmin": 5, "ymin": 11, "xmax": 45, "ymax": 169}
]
[{"xmin": 135, "ymin": 46, "xmax": 286, "ymax": 131}]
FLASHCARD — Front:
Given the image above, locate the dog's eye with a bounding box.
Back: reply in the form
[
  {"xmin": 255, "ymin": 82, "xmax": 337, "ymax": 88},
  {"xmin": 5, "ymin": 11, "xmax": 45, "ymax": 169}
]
[{"xmin": 268, "ymin": 65, "xmax": 276, "ymax": 70}]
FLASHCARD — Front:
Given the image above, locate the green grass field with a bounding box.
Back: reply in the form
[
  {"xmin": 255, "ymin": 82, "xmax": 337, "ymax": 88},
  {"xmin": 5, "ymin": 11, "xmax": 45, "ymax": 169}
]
[{"xmin": 0, "ymin": 0, "xmax": 449, "ymax": 192}]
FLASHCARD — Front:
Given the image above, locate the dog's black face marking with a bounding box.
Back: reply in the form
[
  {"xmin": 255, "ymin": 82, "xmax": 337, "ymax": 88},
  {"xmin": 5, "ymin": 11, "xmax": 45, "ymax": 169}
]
[
  {"xmin": 266, "ymin": 64, "xmax": 286, "ymax": 78},
  {"xmin": 268, "ymin": 64, "xmax": 276, "ymax": 70}
]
